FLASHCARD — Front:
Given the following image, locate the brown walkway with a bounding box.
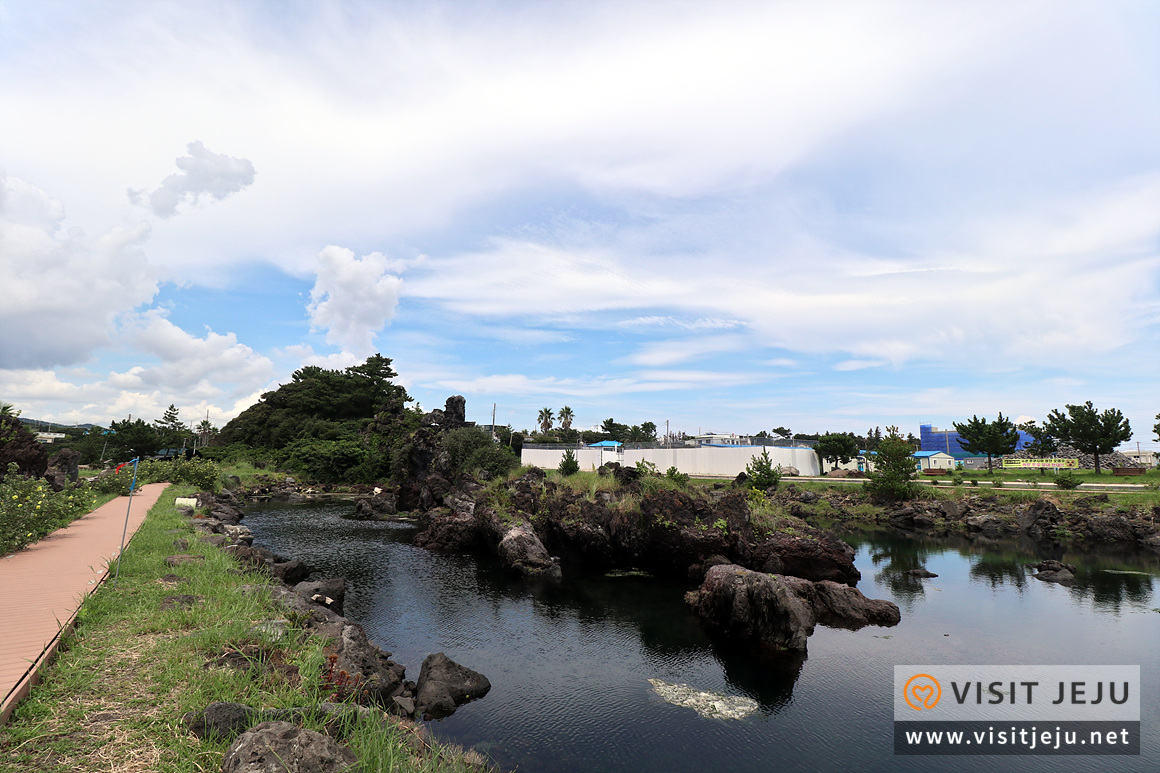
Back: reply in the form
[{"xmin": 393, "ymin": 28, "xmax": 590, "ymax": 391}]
[{"xmin": 0, "ymin": 483, "xmax": 170, "ymax": 725}]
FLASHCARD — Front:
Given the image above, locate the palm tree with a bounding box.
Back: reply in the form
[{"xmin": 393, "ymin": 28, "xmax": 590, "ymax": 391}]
[
  {"xmin": 558, "ymin": 406, "xmax": 574, "ymax": 432},
  {"xmin": 537, "ymin": 408, "xmax": 554, "ymax": 434},
  {"xmin": 0, "ymin": 402, "xmax": 17, "ymax": 418}
]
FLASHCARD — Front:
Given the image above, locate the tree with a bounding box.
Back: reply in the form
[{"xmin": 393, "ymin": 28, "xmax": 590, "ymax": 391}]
[
  {"xmin": 106, "ymin": 418, "xmax": 161, "ymax": 462},
  {"xmin": 0, "ymin": 412, "xmax": 48, "ymax": 478},
  {"xmin": 600, "ymin": 418, "xmax": 628, "ymax": 442},
  {"xmin": 558, "ymin": 406, "xmax": 574, "ymax": 432},
  {"xmin": 1017, "ymin": 419, "xmax": 1057, "ymax": 476},
  {"xmin": 1154, "ymin": 412, "xmax": 1159, "ymax": 443},
  {"xmin": 639, "ymin": 421, "xmax": 657, "ymax": 441},
  {"xmin": 221, "ymin": 354, "xmax": 410, "ymax": 449},
  {"xmin": 952, "ymin": 413, "xmax": 1019, "ymax": 473},
  {"xmin": 815, "ymin": 432, "xmax": 859, "ymax": 471},
  {"xmin": 863, "ymin": 426, "xmax": 918, "ymax": 501},
  {"xmin": 771, "ymin": 426, "xmax": 792, "ymax": 441},
  {"xmin": 196, "ymin": 419, "xmax": 218, "ymax": 447},
  {"xmin": 558, "ymin": 448, "xmax": 580, "ymax": 476},
  {"xmin": 745, "ymin": 449, "xmax": 782, "ymax": 490},
  {"xmin": 537, "ymin": 408, "xmax": 554, "ymax": 434},
  {"xmin": 154, "ymin": 404, "xmax": 193, "ymax": 450},
  {"xmin": 1045, "ymin": 401, "xmax": 1132, "ymax": 474}
]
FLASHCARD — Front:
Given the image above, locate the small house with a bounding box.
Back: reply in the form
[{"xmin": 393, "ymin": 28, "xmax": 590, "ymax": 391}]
[{"xmin": 913, "ymin": 450, "xmax": 955, "ymax": 471}]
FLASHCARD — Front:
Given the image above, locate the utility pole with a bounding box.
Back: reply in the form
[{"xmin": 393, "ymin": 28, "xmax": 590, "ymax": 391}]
[{"xmin": 491, "ymin": 403, "xmax": 497, "ymax": 441}]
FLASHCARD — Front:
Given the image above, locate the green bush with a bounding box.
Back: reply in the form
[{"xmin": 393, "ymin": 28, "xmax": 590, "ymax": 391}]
[
  {"xmin": 1054, "ymin": 471, "xmax": 1083, "ymax": 490},
  {"xmin": 862, "ymin": 430, "xmax": 919, "ymax": 501},
  {"xmin": 466, "ymin": 443, "xmax": 519, "ymax": 480},
  {"xmin": 1, "ymin": 462, "xmax": 96, "ymax": 555},
  {"xmin": 439, "ymin": 426, "xmax": 517, "ymax": 481},
  {"xmin": 635, "ymin": 459, "xmax": 660, "ymax": 476},
  {"xmin": 278, "ymin": 438, "xmax": 369, "ymax": 483},
  {"xmin": 665, "ymin": 466, "xmax": 690, "ymax": 486},
  {"xmin": 745, "ymin": 449, "xmax": 783, "ymax": 490},
  {"xmin": 558, "ymin": 449, "xmax": 580, "ymax": 476},
  {"xmin": 196, "ymin": 443, "xmax": 266, "ymax": 466},
  {"xmin": 89, "ymin": 458, "xmax": 224, "ymax": 494},
  {"xmin": 952, "ymin": 472, "xmax": 964, "ymax": 486}
]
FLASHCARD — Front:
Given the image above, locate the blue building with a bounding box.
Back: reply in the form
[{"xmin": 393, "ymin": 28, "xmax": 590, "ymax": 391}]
[{"xmin": 919, "ymin": 424, "xmax": 1032, "ymax": 459}]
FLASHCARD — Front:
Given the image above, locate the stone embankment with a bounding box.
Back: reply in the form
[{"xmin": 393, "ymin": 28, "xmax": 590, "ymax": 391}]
[{"xmin": 866, "ymin": 492, "xmax": 1160, "ymax": 553}]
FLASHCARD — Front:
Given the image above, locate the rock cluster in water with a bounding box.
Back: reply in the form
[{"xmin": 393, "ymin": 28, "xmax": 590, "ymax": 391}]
[{"xmin": 685, "ymin": 564, "xmax": 901, "ymax": 652}]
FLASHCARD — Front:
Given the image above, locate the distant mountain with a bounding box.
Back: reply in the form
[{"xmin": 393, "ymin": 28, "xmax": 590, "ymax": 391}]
[{"xmin": 17, "ymin": 417, "xmax": 95, "ymax": 431}]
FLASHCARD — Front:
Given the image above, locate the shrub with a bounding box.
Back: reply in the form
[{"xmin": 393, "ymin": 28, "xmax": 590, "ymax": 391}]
[
  {"xmin": 952, "ymin": 472, "xmax": 964, "ymax": 486},
  {"xmin": 745, "ymin": 450, "xmax": 782, "ymax": 490},
  {"xmin": 1, "ymin": 462, "xmax": 96, "ymax": 555},
  {"xmin": 558, "ymin": 449, "xmax": 580, "ymax": 476},
  {"xmin": 279, "ymin": 438, "xmax": 369, "ymax": 483},
  {"xmin": 466, "ymin": 443, "xmax": 519, "ymax": 480},
  {"xmin": 635, "ymin": 459, "xmax": 660, "ymax": 476},
  {"xmin": 90, "ymin": 458, "xmax": 224, "ymax": 494},
  {"xmin": 1054, "ymin": 471, "xmax": 1083, "ymax": 490},
  {"xmin": 862, "ymin": 430, "xmax": 919, "ymax": 501},
  {"xmin": 665, "ymin": 466, "xmax": 690, "ymax": 486}
]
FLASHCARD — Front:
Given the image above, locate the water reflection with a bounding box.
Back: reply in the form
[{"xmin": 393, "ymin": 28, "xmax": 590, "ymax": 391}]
[
  {"xmin": 242, "ymin": 502, "xmax": 1160, "ymax": 773},
  {"xmin": 841, "ymin": 526, "xmax": 1158, "ymax": 611}
]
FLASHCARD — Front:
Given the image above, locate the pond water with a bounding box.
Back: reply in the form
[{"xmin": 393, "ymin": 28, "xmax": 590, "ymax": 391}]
[{"xmin": 243, "ymin": 502, "xmax": 1160, "ymax": 773}]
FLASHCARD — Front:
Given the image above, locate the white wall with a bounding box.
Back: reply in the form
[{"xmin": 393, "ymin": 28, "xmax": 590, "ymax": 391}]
[
  {"xmin": 520, "ymin": 447, "xmax": 608, "ymax": 471},
  {"xmin": 520, "ymin": 446, "xmax": 821, "ymax": 477}
]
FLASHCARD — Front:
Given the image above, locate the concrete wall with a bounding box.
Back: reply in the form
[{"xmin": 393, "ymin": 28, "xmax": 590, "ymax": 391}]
[
  {"xmin": 520, "ymin": 447, "xmax": 609, "ymax": 471},
  {"xmin": 520, "ymin": 446, "xmax": 820, "ymax": 478}
]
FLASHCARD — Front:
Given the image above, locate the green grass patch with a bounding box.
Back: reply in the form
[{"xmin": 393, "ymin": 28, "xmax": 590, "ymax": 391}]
[{"xmin": 0, "ymin": 485, "xmax": 491, "ymax": 772}]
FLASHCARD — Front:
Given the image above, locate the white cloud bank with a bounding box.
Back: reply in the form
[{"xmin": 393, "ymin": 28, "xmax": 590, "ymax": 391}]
[
  {"xmin": 307, "ymin": 246, "xmax": 405, "ymax": 358},
  {"xmin": 130, "ymin": 141, "xmax": 255, "ymax": 218},
  {"xmin": 0, "ymin": 174, "xmax": 157, "ymax": 369}
]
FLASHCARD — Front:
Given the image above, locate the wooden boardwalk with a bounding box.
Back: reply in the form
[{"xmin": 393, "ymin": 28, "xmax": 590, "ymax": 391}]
[{"xmin": 0, "ymin": 483, "xmax": 169, "ymax": 725}]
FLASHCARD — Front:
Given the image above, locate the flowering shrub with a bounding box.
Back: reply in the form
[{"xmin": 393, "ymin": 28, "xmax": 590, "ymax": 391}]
[
  {"xmin": 90, "ymin": 458, "xmax": 222, "ymax": 495},
  {"xmin": 0, "ymin": 463, "xmax": 96, "ymax": 556}
]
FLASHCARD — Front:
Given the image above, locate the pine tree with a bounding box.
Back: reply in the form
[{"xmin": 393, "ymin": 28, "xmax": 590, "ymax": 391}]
[
  {"xmin": 953, "ymin": 413, "xmax": 1019, "ymax": 473},
  {"xmin": 1045, "ymin": 402, "xmax": 1132, "ymax": 474}
]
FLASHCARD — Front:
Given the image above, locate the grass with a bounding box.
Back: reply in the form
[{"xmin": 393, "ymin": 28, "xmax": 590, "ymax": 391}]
[{"xmin": 0, "ymin": 485, "xmax": 493, "ymax": 773}]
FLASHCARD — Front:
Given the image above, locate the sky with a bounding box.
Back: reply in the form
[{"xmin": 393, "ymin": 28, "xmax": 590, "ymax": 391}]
[{"xmin": 1, "ymin": 0, "xmax": 1157, "ymax": 451}]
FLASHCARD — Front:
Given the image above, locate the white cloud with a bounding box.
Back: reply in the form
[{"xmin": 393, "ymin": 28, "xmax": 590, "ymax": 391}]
[
  {"xmin": 282, "ymin": 344, "xmax": 362, "ymax": 371},
  {"xmin": 833, "ymin": 360, "xmax": 889, "ymax": 372},
  {"xmin": 0, "ymin": 174, "xmax": 157, "ymax": 369},
  {"xmin": 120, "ymin": 310, "xmax": 275, "ymax": 396},
  {"xmin": 623, "ymin": 335, "xmax": 749, "ymax": 367},
  {"xmin": 306, "ymin": 246, "xmax": 405, "ymax": 358},
  {"xmin": 130, "ymin": 141, "xmax": 255, "ymax": 218}
]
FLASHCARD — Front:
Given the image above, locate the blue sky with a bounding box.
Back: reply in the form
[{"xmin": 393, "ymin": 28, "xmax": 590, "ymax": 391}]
[{"xmin": 1, "ymin": 0, "xmax": 1157, "ymax": 451}]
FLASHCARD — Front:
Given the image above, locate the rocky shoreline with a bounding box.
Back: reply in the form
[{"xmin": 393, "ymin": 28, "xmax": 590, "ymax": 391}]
[
  {"xmin": 411, "ymin": 467, "xmax": 902, "ymax": 652},
  {"xmin": 175, "ymin": 490, "xmax": 494, "ymax": 770}
]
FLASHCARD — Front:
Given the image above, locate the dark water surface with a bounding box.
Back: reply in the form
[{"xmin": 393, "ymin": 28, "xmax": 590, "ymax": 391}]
[{"xmin": 243, "ymin": 503, "xmax": 1160, "ymax": 773}]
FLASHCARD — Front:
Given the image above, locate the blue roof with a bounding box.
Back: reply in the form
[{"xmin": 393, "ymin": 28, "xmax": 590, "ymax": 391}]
[
  {"xmin": 587, "ymin": 440, "xmax": 623, "ymax": 447},
  {"xmin": 913, "ymin": 450, "xmax": 952, "ymax": 458}
]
